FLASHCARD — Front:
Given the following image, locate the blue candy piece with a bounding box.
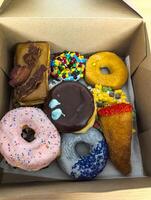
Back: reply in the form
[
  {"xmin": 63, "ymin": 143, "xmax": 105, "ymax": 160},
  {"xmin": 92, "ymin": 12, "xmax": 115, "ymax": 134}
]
[
  {"xmin": 51, "ymin": 60, "xmax": 55, "ymax": 66},
  {"xmin": 49, "ymin": 99, "xmax": 61, "ymax": 109},
  {"xmin": 74, "ymin": 55, "xmax": 81, "ymax": 63},
  {"xmin": 58, "ymin": 128, "xmax": 108, "ymax": 180},
  {"xmin": 51, "ymin": 108, "xmax": 65, "ymax": 121},
  {"xmin": 81, "ymin": 58, "xmax": 87, "ymax": 63}
]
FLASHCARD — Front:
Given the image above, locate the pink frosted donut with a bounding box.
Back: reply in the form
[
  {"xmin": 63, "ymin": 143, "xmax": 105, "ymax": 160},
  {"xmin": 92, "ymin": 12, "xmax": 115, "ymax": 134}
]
[{"xmin": 0, "ymin": 107, "xmax": 60, "ymax": 171}]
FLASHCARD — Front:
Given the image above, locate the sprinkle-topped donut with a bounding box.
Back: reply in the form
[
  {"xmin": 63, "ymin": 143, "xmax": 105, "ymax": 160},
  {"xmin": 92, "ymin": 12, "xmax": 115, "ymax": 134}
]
[
  {"xmin": 58, "ymin": 128, "xmax": 108, "ymax": 180},
  {"xmin": 50, "ymin": 51, "xmax": 86, "ymax": 81},
  {"xmin": 0, "ymin": 107, "xmax": 60, "ymax": 171}
]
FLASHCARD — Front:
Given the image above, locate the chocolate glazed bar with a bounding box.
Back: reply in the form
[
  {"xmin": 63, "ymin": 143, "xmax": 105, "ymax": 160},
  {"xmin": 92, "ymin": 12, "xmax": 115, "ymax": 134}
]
[{"xmin": 10, "ymin": 42, "xmax": 50, "ymax": 106}]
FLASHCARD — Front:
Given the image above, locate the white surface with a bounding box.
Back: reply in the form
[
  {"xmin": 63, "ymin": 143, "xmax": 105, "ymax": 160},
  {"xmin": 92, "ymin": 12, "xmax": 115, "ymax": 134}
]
[{"xmin": 0, "ymin": 56, "xmax": 144, "ymax": 180}]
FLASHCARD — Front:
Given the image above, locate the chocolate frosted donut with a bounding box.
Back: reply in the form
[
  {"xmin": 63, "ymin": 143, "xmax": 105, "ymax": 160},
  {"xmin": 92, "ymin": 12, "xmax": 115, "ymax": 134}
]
[{"xmin": 44, "ymin": 82, "xmax": 95, "ymax": 133}]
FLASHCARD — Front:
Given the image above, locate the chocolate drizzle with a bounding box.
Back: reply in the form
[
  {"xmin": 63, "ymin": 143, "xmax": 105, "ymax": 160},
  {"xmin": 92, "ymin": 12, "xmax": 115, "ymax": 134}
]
[{"xmin": 16, "ymin": 65, "xmax": 47, "ymax": 100}]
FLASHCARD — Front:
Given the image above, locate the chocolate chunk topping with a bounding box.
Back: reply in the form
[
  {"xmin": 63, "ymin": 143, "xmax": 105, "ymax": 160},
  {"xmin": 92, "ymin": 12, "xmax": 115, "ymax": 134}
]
[
  {"xmin": 9, "ymin": 65, "xmax": 32, "ymax": 87},
  {"xmin": 16, "ymin": 65, "xmax": 46, "ymax": 100},
  {"xmin": 23, "ymin": 44, "xmax": 41, "ymax": 68},
  {"xmin": 109, "ymin": 91, "xmax": 114, "ymax": 97}
]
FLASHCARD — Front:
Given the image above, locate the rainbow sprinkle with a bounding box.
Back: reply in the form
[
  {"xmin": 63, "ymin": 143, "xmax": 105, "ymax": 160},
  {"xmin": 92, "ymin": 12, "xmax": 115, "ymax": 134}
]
[{"xmin": 50, "ymin": 51, "xmax": 87, "ymax": 81}]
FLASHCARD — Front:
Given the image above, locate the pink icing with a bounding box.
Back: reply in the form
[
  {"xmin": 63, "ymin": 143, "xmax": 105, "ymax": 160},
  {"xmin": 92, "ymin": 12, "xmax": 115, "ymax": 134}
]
[{"xmin": 0, "ymin": 107, "xmax": 60, "ymax": 171}]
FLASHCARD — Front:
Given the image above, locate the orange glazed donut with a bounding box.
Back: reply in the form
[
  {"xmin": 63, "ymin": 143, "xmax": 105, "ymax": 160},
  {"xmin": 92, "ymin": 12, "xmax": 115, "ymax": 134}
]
[{"xmin": 85, "ymin": 52, "xmax": 128, "ymax": 89}]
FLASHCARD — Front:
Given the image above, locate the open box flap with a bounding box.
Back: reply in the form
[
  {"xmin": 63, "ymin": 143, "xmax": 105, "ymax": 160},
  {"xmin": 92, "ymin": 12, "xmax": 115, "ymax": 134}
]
[
  {"xmin": 0, "ymin": 0, "xmax": 142, "ymax": 18},
  {"xmin": 122, "ymin": 0, "xmax": 143, "ymax": 18},
  {"xmin": 132, "ymin": 22, "xmax": 151, "ymax": 176}
]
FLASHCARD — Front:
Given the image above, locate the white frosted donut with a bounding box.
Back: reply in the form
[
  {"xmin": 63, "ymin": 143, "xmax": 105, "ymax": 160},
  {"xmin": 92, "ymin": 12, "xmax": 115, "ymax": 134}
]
[{"xmin": 0, "ymin": 107, "xmax": 60, "ymax": 171}]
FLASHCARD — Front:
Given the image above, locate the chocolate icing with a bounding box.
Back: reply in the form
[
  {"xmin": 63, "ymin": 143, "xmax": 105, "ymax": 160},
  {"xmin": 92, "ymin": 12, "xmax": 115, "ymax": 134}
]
[
  {"xmin": 44, "ymin": 82, "xmax": 95, "ymax": 133},
  {"xmin": 16, "ymin": 65, "xmax": 46, "ymax": 100}
]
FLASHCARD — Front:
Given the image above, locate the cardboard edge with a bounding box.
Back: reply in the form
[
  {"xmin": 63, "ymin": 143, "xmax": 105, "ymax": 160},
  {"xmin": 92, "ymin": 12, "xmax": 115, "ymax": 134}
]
[
  {"xmin": 131, "ymin": 21, "xmax": 151, "ymax": 176},
  {"xmin": 0, "ymin": 177, "xmax": 151, "ymax": 193},
  {"xmin": 128, "ymin": 21, "xmax": 147, "ymax": 75},
  {"xmin": 122, "ymin": 0, "xmax": 142, "ymax": 18},
  {"xmin": 132, "ymin": 21, "xmax": 151, "ymax": 131}
]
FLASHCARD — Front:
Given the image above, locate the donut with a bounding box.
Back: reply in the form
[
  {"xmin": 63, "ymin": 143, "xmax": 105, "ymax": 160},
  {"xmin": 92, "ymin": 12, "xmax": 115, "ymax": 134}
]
[
  {"xmin": 10, "ymin": 42, "xmax": 50, "ymax": 106},
  {"xmin": 92, "ymin": 84, "xmax": 127, "ymax": 107},
  {"xmin": 50, "ymin": 51, "xmax": 86, "ymax": 81},
  {"xmin": 85, "ymin": 52, "xmax": 128, "ymax": 89},
  {"xmin": 0, "ymin": 107, "xmax": 60, "ymax": 171},
  {"xmin": 44, "ymin": 81, "xmax": 96, "ymax": 133},
  {"xmin": 58, "ymin": 128, "xmax": 108, "ymax": 180}
]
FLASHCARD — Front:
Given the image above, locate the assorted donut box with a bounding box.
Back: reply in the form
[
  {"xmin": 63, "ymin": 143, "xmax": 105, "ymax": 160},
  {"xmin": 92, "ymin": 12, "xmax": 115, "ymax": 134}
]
[{"xmin": 0, "ymin": 0, "xmax": 151, "ymax": 194}]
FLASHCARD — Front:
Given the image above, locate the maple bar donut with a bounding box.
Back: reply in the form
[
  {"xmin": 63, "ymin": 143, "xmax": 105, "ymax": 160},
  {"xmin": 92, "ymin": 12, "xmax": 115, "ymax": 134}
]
[
  {"xmin": 44, "ymin": 81, "xmax": 96, "ymax": 133},
  {"xmin": 0, "ymin": 107, "xmax": 60, "ymax": 171},
  {"xmin": 9, "ymin": 42, "xmax": 50, "ymax": 106},
  {"xmin": 85, "ymin": 52, "xmax": 128, "ymax": 89}
]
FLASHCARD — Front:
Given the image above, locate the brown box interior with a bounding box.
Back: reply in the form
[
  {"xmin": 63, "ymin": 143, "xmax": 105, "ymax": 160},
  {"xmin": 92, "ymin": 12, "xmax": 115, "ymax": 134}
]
[{"xmin": 0, "ymin": 0, "xmax": 151, "ymax": 195}]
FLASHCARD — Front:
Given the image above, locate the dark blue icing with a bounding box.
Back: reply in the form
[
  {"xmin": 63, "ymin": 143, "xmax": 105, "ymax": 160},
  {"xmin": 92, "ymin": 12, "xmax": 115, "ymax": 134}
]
[{"xmin": 71, "ymin": 140, "xmax": 108, "ymax": 180}]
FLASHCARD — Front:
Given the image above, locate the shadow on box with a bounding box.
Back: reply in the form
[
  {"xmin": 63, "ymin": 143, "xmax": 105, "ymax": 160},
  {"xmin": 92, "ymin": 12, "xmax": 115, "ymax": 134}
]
[{"xmin": 0, "ymin": 18, "xmax": 151, "ymax": 192}]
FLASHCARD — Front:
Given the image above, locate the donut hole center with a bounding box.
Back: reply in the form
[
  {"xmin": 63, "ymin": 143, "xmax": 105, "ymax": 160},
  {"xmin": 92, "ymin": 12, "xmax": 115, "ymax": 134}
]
[
  {"xmin": 100, "ymin": 66, "xmax": 111, "ymax": 74},
  {"xmin": 75, "ymin": 142, "xmax": 91, "ymax": 157},
  {"xmin": 21, "ymin": 125, "xmax": 36, "ymax": 142}
]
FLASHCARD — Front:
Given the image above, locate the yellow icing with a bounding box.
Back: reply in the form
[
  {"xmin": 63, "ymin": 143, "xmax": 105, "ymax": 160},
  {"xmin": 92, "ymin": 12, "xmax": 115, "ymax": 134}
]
[{"xmin": 92, "ymin": 84, "xmax": 127, "ymax": 107}]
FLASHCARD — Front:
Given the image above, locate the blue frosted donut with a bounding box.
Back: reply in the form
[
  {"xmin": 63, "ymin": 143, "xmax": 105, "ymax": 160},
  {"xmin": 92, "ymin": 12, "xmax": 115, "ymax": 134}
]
[{"xmin": 58, "ymin": 128, "xmax": 108, "ymax": 180}]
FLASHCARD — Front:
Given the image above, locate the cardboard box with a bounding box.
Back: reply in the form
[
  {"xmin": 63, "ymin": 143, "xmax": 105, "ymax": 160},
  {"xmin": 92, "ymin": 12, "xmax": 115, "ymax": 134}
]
[
  {"xmin": 0, "ymin": 0, "xmax": 151, "ymax": 198},
  {"xmin": 0, "ymin": 0, "xmax": 12, "ymax": 13}
]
